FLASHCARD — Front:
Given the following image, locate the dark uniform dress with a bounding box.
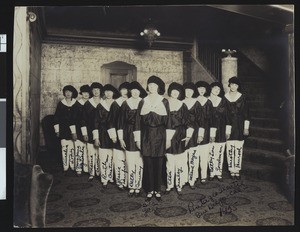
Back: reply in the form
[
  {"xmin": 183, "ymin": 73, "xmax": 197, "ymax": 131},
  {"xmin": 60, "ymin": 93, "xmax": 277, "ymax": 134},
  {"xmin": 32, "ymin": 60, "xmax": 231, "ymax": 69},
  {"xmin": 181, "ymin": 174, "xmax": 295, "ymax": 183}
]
[
  {"xmin": 166, "ymin": 100, "xmax": 192, "ymax": 191},
  {"xmin": 134, "ymin": 96, "xmax": 174, "ymax": 193},
  {"xmin": 107, "ymin": 97, "xmax": 127, "ymax": 188},
  {"xmin": 208, "ymin": 96, "xmax": 230, "ymax": 178},
  {"xmin": 224, "ymin": 92, "xmax": 250, "ymax": 175},
  {"xmin": 118, "ymin": 97, "xmax": 143, "ymax": 191},
  {"xmin": 197, "ymin": 97, "xmax": 213, "ymax": 181},
  {"xmin": 183, "ymin": 98, "xmax": 202, "ymax": 186},
  {"xmin": 53, "ymin": 99, "xmax": 77, "ymax": 171},
  {"xmin": 183, "ymin": 99, "xmax": 201, "ymax": 149},
  {"xmin": 73, "ymin": 99, "xmax": 89, "ymax": 174},
  {"xmin": 94, "ymin": 99, "xmax": 114, "ymax": 184},
  {"xmin": 118, "ymin": 99, "xmax": 141, "ymax": 152},
  {"xmin": 81, "ymin": 98, "xmax": 101, "ymax": 177},
  {"xmin": 108, "ymin": 98, "xmax": 126, "ymax": 150}
]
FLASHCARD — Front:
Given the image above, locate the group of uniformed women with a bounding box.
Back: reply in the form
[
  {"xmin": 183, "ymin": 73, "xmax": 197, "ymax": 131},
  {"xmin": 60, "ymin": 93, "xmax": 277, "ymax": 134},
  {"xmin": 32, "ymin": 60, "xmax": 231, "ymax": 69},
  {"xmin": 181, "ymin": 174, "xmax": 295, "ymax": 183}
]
[{"xmin": 53, "ymin": 75, "xmax": 250, "ymax": 201}]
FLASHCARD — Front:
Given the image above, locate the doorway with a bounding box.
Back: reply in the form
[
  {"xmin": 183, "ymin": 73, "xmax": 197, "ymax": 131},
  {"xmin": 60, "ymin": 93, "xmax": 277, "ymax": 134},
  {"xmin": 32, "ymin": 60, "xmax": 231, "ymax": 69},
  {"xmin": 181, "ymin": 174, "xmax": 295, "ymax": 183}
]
[{"xmin": 101, "ymin": 61, "xmax": 137, "ymax": 88}]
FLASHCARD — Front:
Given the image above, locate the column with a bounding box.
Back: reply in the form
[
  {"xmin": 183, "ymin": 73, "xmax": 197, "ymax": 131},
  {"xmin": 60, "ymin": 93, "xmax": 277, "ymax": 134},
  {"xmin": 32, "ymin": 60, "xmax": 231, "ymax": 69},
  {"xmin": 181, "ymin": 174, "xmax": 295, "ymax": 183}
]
[
  {"xmin": 221, "ymin": 56, "xmax": 237, "ymax": 94},
  {"xmin": 13, "ymin": 7, "xmax": 31, "ymax": 164}
]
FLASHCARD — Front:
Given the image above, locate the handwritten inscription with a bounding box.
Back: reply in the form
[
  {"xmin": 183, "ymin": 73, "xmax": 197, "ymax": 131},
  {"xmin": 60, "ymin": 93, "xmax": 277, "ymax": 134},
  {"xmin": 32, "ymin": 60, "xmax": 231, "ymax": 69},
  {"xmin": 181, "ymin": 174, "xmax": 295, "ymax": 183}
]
[
  {"xmin": 228, "ymin": 145, "xmax": 234, "ymax": 168},
  {"xmin": 189, "ymin": 150, "xmax": 198, "ymax": 181},
  {"xmin": 187, "ymin": 181, "xmax": 248, "ymax": 218}
]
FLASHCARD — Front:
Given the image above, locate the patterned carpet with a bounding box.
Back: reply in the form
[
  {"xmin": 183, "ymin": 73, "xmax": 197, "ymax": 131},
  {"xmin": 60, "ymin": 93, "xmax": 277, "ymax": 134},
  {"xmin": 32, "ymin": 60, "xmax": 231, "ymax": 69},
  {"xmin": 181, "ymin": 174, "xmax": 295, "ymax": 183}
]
[{"xmin": 38, "ymin": 152, "xmax": 294, "ymax": 227}]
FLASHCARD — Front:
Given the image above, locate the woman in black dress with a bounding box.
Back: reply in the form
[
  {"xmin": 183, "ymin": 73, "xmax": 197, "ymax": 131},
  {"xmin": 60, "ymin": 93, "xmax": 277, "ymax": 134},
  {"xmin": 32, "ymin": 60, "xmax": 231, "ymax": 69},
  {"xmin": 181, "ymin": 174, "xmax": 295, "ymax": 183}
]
[
  {"xmin": 53, "ymin": 85, "xmax": 78, "ymax": 174},
  {"xmin": 195, "ymin": 81, "xmax": 212, "ymax": 184},
  {"xmin": 134, "ymin": 76, "xmax": 175, "ymax": 201},
  {"xmin": 118, "ymin": 81, "xmax": 147, "ymax": 197},
  {"xmin": 165, "ymin": 82, "xmax": 193, "ymax": 195},
  {"xmin": 208, "ymin": 82, "xmax": 231, "ymax": 181},
  {"xmin": 94, "ymin": 84, "xmax": 119, "ymax": 188},
  {"xmin": 224, "ymin": 76, "xmax": 250, "ymax": 180},
  {"xmin": 74, "ymin": 84, "xmax": 91, "ymax": 176},
  {"xmin": 183, "ymin": 82, "xmax": 202, "ymax": 189},
  {"xmin": 108, "ymin": 82, "xmax": 129, "ymax": 190},
  {"xmin": 81, "ymin": 82, "xmax": 103, "ymax": 181}
]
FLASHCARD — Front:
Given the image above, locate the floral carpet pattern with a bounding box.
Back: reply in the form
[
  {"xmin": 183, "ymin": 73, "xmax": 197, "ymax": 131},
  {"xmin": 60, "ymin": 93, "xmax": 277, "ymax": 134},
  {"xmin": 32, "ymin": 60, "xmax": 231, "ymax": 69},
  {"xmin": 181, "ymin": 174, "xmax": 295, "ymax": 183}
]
[{"xmin": 40, "ymin": 154, "xmax": 294, "ymax": 227}]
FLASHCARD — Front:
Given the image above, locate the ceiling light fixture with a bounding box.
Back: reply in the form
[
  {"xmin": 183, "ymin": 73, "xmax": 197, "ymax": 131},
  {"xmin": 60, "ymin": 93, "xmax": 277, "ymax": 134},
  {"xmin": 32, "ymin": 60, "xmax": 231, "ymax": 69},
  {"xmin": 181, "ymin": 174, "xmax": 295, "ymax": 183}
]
[{"xmin": 140, "ymin": 18, "xmax": 160, "ymax": 48}]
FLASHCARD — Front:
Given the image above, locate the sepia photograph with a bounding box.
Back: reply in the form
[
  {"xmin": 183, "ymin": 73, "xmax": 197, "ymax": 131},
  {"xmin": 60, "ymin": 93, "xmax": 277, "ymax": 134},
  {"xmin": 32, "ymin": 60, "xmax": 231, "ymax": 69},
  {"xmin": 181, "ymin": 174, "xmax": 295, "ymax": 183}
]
[{"xmin": 12, "ymin": 5, "xmax": 295, "ymax": 228}]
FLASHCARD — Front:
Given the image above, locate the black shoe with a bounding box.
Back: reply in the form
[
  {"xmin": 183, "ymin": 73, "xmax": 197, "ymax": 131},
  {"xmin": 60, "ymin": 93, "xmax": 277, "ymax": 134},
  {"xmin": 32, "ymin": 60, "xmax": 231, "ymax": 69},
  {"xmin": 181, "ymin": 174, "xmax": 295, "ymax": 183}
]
[
  {"xmin": 146, "ymin": 192, "xmax": 153, "ymax": 201},
  {"xmin": 155, "ymin": 192, "xmax": 162, "ymax": 201},
  {"xmin": 208, "ymin": 177, "xmax": 214, "ymax": 181},
  {"xmin": 102, "ymin": 184, "xmax": 108, "ymax": 189},
  {"xmin": 88, "ymin": 176, "xmax": 94, "ymax": 182},
  {"xmin": 236, "ymin": 175, "xmax": 241, "ymax": 180},
  {"xmin": 190, "ymin": 185, "xmax": 196, "ymax": 190},
  {"xmin": 230, "ymin": 175, "xmax": 235, "ymax": 180},
  {"xmin": 201, "ymin": 179, "xmax": 207, "ymax": 185}
]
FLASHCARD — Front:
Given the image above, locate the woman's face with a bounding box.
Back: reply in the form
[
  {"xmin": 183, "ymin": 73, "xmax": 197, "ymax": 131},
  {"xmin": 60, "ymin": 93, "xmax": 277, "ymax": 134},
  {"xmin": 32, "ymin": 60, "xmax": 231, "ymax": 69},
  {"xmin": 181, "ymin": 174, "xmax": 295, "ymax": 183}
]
[
  {"xmin": 211, "ymin": 86, "xmax": 220, "ymax": 96},
  {"xmin": 171, "ymin": 89, "xmax": 180, "ymax": 99},
  {"xmin": 229, "ymin": 83, "xmax": 239, "ymax": 92},
  {"xmin": 148, "ymin": 83, "xmax": 159, "ymax": 94},
  {"xmin": 92, "ymin": 88, "xmax": 101, "ymax": 97},
  {"xmin": 64, "ymin": 90, "xmax": 73, "ymax": 99},
  {"xmin": 120, "ymin": 88, "xmax": 128, "ymax": 98},
  {"xmin": 82, "ymin": 92, "xmax": 90, "ymax": 100},
  {"xmin": 185, "ymin": 89, "xmax": 194, "ymax": 98},
  {"xmin": 105, "ymin": 90, "xmax": 113, "ymax": 99},
  {"xmin": 131, "ymin": 89, "xmax": 140, "ymax": 99},
  {"xmin": 197, "ymin": 87, "xmax": 206, "ymax": 96}
]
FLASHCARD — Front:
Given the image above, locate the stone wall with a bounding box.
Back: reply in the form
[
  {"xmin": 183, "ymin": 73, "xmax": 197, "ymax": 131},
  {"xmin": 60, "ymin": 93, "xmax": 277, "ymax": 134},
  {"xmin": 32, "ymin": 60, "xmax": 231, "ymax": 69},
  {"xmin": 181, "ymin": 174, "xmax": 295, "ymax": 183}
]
[{"xmin": 40, "ymin": 44, "xmax": 183, "ymax": 145}]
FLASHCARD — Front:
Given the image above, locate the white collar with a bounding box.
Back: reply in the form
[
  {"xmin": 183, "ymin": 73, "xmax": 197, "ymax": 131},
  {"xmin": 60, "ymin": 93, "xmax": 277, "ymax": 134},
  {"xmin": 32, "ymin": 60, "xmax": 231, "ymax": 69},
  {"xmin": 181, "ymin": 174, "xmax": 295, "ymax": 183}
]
[
  {"xmin": 100, "ymin": 99, "xmax": 114, "ymax": 111},
  {"xmin": 78, "ymin": 99, "xmax": 87, "ymax": 106},
  {"xmin": 89, "ymin": 98, "xmax": 100, "ymax": 108},
  {"xmin": 225, "ymin": 92, "xmax": 242, "ymax": 102},
  {"xmin": 183, "ymin": 98, "xmax": 197, "ymax": 110},
  {"xmin": 208, "ymin": 95, "xmax": 222, "ymax": 107},
  {"xmin": 126, "ymin": 97, "xmax": 142, "ymax": 110},
  {"xmin": 197, "ymin": 96, "xmax": 208, "ymax": 106},
  {"xmin": 115, "ymin": 97, "xmax": 127, "ymax": 107},
  {"xmin": 144, "ymin": 95, "xmax": 164, "ymax": 108},
  {"xmin": 168, "ymin": 98, "xmax": 183, "ymax": 112},
  {"xmin": 141, "ymin": 95, "xmax": 167, "ymax": 116},
  {"xmin": 61, "ymin": 98, "xmax": 76, "ymax": 107}
]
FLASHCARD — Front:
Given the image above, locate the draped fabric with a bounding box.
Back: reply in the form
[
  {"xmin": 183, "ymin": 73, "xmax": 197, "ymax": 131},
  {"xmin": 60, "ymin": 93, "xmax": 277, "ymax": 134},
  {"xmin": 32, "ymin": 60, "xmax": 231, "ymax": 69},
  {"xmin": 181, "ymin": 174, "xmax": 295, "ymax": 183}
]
[
  {"xmin": 225, "ymin": 93, "xmax": 250, "ymax": 141},
  {"xmin": 81, "ymin": 100, "xmax": 98, "ymax": 143},
  {"xmin": 209, "ymin": 98, "xmax": 230, "ymax": 143},
  {"xmin": 184, "ymin": 100, "xmax": 201, "ymax": 148},
  {"xmin": 94, "ymin": 102, "xmax": 114, "ymax": 149},
  {"xmin": 135, "ymin": 98, "xmax": 172, "ymax": 158},
  {"xmin": 167, "ymin": 102, "xmax": 191, "ymax": 154},
  {"xmin": 108, "ymin": 100, "xmax": 123, "ymax": 150},
  {"xmin": 53, "ymin": 100, "xmax": 77, "ymax": 140},
  {"xmin": 118, "ymin": 100, "xmax": 141, "ymax": 151},
  {"xmin": 197, "ymin": 99, "xmax": 212, "ymax": 145}
]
